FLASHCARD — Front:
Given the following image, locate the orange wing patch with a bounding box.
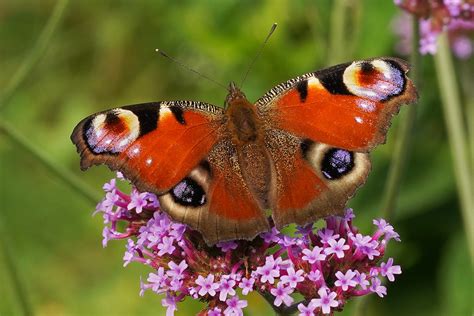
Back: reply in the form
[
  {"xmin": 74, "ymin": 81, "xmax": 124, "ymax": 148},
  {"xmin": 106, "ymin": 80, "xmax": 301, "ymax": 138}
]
[
  {"xmin": 122, "ymin": 109, "xmax": 218, "ymax": 192},
  {"xmin": 71, "ymin": 101, "xmax": 223, "ymax": 195},
  {"xmin": 275, "ymin": 80, "xmax": 382, "ymax": 151},
  {"xmin": 259, "ymin": 58, "xmax": 417, "ymax": 152}
]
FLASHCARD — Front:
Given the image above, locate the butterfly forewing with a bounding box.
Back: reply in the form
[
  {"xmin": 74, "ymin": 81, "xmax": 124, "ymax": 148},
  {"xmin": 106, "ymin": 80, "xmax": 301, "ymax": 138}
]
[
  {"xmin": 71, "ymin": 101, "xmax": 224, "ymax": 194},
  {"xmin": 257, "ymin": 57, "xmax": 418, "ymax": 151}
]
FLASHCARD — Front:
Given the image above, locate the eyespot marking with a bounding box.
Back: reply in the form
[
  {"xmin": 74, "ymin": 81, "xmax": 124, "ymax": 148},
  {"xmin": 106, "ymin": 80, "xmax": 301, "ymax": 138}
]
[
  {"xmin": 343, "ymin": 60, "xmax": 405, "ymax": 101},
  {"xmin": 321, "ymin": 148, "xmax": 354, "ymax": 180},
  {"xmin": 171, "ymin": 177, "xmax": 207, "ymax": 207},
  {"xmin": 84, "ymin": 109, "xmax": 140, "ymax": 154}
]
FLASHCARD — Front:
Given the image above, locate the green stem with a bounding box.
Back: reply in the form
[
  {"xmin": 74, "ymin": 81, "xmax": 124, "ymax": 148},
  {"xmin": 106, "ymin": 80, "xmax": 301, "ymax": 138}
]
[
  {"xmin": 0, "ymin": 0, "xmax": 69, "ymax": 109},
  {"xmin": 381, "ymin": 17, "xmax": 420, "ymax": 220},
  {"xmin": 0, "ymin": 219, "xmax": 32, "ymax": 316},
  {"xmin": 0, "ymin": 2, "xmax": 70, "ymax": 314},
  {"xmin": 468, "ymin": 97, "xmax": 474, "ymax": 189},
  {"xmin": 0, "ymin": 117, "xmax": 102, "ymax": 204},
  {"xmin": 434, "ymin": 33, "xmax": 474, "ymax": 266},
  {"xmin": 328, "ymin": 0, "xmax": 348, "ymax": 65}
]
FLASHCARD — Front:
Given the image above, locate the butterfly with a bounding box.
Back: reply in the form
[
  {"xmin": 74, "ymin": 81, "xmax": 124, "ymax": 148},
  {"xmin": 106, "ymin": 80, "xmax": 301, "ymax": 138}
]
[{"xmin": 71, "ymin": 57, "xmax": 417, "ymax": 245}]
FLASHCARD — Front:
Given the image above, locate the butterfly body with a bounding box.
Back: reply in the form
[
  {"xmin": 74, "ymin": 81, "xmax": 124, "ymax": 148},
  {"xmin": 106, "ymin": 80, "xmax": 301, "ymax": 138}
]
[{"xmin": 72, "ymin": 57, "xmax": 417, "ymax": 244}]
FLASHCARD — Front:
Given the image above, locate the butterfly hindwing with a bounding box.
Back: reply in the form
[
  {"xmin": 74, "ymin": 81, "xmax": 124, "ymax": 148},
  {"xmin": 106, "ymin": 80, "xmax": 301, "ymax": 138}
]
[
  {"xmin": 265, "ymin": 129, "xmax": 370, "ymax": 228},
  {"xmin": 257, "ymin": 57, "xmax": 418, "ymax": 152},
  {"xmin": 159, "ymin": 139, "xmax": 269, "ymax": 244},
  {"xmin": 71, "ymin": 101, "xmax": 224, "ymax": 194}
]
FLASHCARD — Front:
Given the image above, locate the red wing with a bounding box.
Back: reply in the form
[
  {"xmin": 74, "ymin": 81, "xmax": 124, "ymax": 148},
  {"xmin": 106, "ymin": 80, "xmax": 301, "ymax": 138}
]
[
  {"xmin": 71, "ymin": 101, "xmax": 224, "ymax": 194},
  {"xmin": 265, "ymin": 129, "xmax": 371, "ymax": 228},
  {"xmin": 257, "ymin": 58, "xmax": 418, "ymax": 152},
  {"xmin": 158, "ymin": 139, "xmax": 269, "ymax": 245}
]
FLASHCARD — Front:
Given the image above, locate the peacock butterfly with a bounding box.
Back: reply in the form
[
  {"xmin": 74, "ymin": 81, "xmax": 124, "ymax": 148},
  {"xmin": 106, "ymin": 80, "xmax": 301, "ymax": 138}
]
[{"xmin": 71, "ymin": 57, "xmax": 418, "ymax": 245}]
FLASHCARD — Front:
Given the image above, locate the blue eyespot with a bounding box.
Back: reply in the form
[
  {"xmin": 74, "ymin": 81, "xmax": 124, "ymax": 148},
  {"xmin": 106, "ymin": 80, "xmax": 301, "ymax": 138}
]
[
  {"xmin": 171, "ymin": 177, "xmax": 206, "ymax": 207},
  {"xmin": 321, "ymin": 149, "xmax": 354, "ymax": 180}
]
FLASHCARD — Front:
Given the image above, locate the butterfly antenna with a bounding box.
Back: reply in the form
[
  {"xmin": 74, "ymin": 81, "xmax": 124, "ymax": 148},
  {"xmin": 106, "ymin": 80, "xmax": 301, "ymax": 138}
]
[
  {"xmin": 155, "ymin": 49, "xmax": 227, "ymax": 90},
  {"xmin": 239, "ymin": 23, "xmax": 278, "ymax": 89}
]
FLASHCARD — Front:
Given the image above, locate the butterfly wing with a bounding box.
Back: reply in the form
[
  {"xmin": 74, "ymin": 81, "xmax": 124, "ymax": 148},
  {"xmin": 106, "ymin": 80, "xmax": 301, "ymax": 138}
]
[
  {"xmin": 258, "ymin": 57, "xmax": 417, "ymax": 228},
  {"xmin": 72, "ymin": 101, "xmax": 269, "ymax": 244},
  {"xmin": 71, "ymin": 101, "xmax": 224, "ymax": 195},
  {"xmin": 159, "ymin": 139, "xmax": 269, "ymax": 244},
  {"xmin": 257, "ymin": 57, "xmax": 418, "ymax": 151},
  {"xmin": 265, "ymin": 129, "xmax": 370, "ymax": 227}
]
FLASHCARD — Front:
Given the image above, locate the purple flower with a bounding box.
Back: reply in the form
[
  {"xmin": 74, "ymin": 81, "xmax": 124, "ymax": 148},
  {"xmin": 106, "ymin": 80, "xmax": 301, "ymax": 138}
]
[
  {"xmin": 167, "ymin": 260, "xmax": 187, "ymax": 280},
  {"xmin": 157, "ymin": 236, "xmax": 176, "ymax": 256},
  {"xmin": 334, "ymin": 269, "xmax": 358, "ymax": 291},
  {"xmin": 352, "ymin": 233, "xmax": 380, "ymax": 259},
  {"xmin": 297, "ymin": 301, "xmax": 317, "ymax": 316},
  {"xmin": 302, "ymin": 246, "xmax": 326, "ymax": 263},
  {"xmin": 354, "ymin": 271, "xmax": 370, "ymax": 290},
  {"xmin": 127, "ymin": 189, "xmax": 149, "ymax": 213},
  {"xmin": 318, "ymin": 229, "xmax": 340, "ymax": 244},
  {"xmin": 308, "ymin": 269, "xmax": 322, "ymax": 282},
  {"xmin": 161, "ymin": 294, "xmax": 178, "ymax": 316},
  {"xmin": 344, "ymin": 208, "xmax": 355, "ymax": 221},
  {"xmin": 313, "ymin": 287, "xmax": 339, "ymax": 314},
  {"xmin": 238, "ymin": 277, "xmax": 255, "ymax": 295},
  {"xmin": 296, "ymin": 223, "xmax": 313, "ymax": 236},
  {"xmin": 224, "ymin": 296, "xmax": 247, "ymax": 316},
  {"xmin": 123, "ymin": 239, "xmax": 136, "ymax": 266},
  {"xmin": 147, "ymin": 267, "xmax": 167, "ymax": 293},
  {"xmin": 208, "ymin": 307, "xmax": 222, "ymax": 316},
  {"xmin": 325, "ymin": 238, "xmax": 349, "ymax": 258},
  {"xmin": 393, "ymin": 1, "xmax": 474, "ymax": 58},
  {"xmin": 102, "ymin": 178, "xmax": 116, "ymax": 192},
  {"xmin": 380, "ymin": 258, "xmax": 402, "ymax": 282},
  {"xmin": 261, "ymin": 226, "xmax": 281, "ymax": 243},
  {"xmin": 256, "ymin": 259, "xmax": 280, "ymax": 284},
  {"xmin": 216, "ymin": 240, "xmax": 238, "ymax": 252},
  {"xmin": 270, "ymin": 282, "xmax": 295, "ymax": 307},
  {"xmin": 101, "ymin": 191, "xmax": 119, "ymax": 212},
  {"xmin": 195, "ymin": 274, "xmax": 219, "ymax": 297},
  {"xmin": 92, "ymin": 176, "xmax": 404, "ymax": 315},
  {"xmin": 219, "ymin": 278, "xmax": 237, "ymax": 301},
  {"xmin": 370, "ymin": 277, "xmax": 387, "ymax": 297},
  {"xmin": 280, "ymin": 267, "xmax": 305, "ymax": 288}
]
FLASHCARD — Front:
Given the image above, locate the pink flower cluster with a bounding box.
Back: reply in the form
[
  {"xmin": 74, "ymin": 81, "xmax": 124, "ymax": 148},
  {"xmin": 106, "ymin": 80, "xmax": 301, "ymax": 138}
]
[
  {"xmin": 95, "ymin": 173, "xmax": 402, "ymax": 316},
  {"xmin": 393, "ymin": 0, "xmax": 473, "ymax": 58}
]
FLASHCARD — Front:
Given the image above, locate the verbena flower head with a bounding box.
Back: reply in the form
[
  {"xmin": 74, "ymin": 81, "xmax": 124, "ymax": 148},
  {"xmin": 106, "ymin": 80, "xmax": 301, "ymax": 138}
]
[
  {"xmin": 393, "ymin": 0, "xmax": 473, "ymax": 58},
  {"xmin": 95, "ymin": 173, "xmax": 403, "ymax": 315}
]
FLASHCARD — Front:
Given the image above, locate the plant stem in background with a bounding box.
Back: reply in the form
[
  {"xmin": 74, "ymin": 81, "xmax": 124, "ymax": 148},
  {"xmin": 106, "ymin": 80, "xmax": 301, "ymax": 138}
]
[
  {"xmin": 328, "ymin": 0, "xmax": 348, "ymax": 65},
  {"xmin": 468, "ymin": 97, "xmax": 474, "ymax": 189},
  {"xmin": 0, "ymin": 2, "xmax": 70, "ymax": 315},
  {"xmin": 0, "ymin": 220, "xmax": 32, "ymax": 316},
  {"xmin": 0, "ymin": 0, "xmax": 69, "ymax": 109},
  {"xmin": 0, "ymin": 118, "xmax": 101, "ymax": 204},
  {"xmin": 434, "ymin": 33, "xmax": 474, "ymax": 266},
  {"xmin": 381, "ymin": 17, "xmax": 420, "ymax": 220}
]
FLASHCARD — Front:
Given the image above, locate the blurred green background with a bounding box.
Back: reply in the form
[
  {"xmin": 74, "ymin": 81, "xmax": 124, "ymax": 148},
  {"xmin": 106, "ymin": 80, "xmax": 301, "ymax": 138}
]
[{"xmin": 1, "ymin": 1, "xmax": 472, "ymax": 315}]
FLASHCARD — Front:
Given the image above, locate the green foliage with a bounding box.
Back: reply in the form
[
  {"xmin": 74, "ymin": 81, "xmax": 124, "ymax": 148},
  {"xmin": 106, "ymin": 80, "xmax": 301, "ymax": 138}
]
[{"xmin": 0, "ymin": 0, "xmax": 472, "ymax": 315}]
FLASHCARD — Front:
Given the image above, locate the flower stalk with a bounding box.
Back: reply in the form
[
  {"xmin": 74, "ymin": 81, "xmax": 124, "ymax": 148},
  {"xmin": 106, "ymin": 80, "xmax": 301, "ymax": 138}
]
[{"xmin": 434, "ymin": 32, "xmax": 474, "ymax": 266}]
